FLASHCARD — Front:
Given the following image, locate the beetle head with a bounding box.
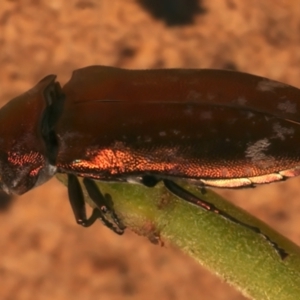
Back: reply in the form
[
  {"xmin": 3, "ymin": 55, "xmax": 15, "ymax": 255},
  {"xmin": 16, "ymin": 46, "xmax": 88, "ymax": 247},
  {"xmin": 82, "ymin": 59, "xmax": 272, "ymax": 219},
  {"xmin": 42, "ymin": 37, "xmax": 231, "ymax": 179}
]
[{"xmin": 0, "ymin": 75, "xmax": 62, "ymax": 195}]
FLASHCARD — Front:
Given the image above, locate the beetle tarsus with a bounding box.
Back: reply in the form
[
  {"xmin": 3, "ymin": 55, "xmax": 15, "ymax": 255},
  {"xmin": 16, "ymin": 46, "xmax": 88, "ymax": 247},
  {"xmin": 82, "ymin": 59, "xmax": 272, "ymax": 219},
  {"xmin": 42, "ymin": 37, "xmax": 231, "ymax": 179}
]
[
  {"xmin": 102, "ymin": 193, "xmax": 126, "ymax": 231},
  {"xmin": 67, "ymin": 174, "xmax": 125, "ymax": 234},
  {"xmin": 94, "ymin": 208, "xmax": 124, "ymax": 235},
  {"xmin": 83, "ymin": 178, "xmax": 126, "ymax": 234},
  {"xmin": 77, "ymin": 208, "xmax": 100, "ymax": 227},
  {"xmin": 163, "ymin": 179, "xmax": 288, "ymax": 260}
]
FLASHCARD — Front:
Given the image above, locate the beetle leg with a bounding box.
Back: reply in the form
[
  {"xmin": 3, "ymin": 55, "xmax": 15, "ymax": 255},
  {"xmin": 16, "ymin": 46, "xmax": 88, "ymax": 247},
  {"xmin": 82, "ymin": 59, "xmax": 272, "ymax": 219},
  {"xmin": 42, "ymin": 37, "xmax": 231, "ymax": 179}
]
[
  {"xmin": 163, "ymin": 179, "xmax": 288, "ymax": 259},
  {"xmin": 67, "ymin": 174, "xmax": 125, "ymax": 234},
  {"xmin": 67, "ymin": 174, "xmax": 99, "ymax": 226},
  {"xmin": 141, "ymin": 175, "xmax": 160, "ymax": 187},
  {"xmin": 82, "ymin": 178, "xmax": 126, "ymax": 234},
  {"xmin": 102, "ymin": 192, "xmax": 126, "ymax": 231},
  {"xmin": 141, "ymin": 175, "xmax": 208, "ymax": 195},
  {"xmin": 200, "ymin": 186, "xmax": 207, "ymax": 195}
]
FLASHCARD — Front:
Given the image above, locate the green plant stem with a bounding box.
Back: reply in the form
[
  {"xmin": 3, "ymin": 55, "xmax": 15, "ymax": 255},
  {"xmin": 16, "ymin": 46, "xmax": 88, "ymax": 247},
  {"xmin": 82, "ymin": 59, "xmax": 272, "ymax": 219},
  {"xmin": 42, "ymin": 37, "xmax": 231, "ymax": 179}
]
[{"xmin": 56, "ymin": 174, "xmax": 300, "ymax": 299}]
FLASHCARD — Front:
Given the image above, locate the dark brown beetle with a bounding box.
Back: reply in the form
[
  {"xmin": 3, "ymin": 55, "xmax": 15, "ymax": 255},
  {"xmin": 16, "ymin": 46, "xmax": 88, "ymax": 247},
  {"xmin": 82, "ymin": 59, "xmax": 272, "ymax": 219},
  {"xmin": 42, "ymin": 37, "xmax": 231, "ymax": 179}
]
[{"xmin": 2, "ymin": 65, "xmax": 300, "ymax": 257}]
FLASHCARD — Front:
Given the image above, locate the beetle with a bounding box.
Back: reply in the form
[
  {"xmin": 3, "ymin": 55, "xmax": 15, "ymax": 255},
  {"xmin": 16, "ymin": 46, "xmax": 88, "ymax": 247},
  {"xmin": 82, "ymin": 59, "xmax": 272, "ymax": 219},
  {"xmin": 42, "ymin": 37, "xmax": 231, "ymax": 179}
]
[{"xmin": 1, "ymin": 65, "xmax": 300, "ymax": 257}]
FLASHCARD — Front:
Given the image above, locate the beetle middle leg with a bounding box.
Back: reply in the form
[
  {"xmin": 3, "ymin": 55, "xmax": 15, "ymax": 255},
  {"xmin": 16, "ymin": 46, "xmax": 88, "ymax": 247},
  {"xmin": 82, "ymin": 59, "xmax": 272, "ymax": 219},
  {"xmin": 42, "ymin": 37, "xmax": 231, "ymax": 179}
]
[
  {"xmin": 163, "ymin": 179, "xmax": 288, "ymax": 260},
  {"xmin": 67, "ymin": 174, "xmax": 125, "ymax": 234}
]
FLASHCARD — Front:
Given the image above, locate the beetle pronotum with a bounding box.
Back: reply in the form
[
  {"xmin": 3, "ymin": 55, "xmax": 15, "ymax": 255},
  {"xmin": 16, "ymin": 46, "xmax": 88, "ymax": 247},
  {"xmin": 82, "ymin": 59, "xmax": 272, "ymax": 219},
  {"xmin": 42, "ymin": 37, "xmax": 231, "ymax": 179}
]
[{"xmin": 2, "ymin": 66, "xmax": 300, "ymax": 258}]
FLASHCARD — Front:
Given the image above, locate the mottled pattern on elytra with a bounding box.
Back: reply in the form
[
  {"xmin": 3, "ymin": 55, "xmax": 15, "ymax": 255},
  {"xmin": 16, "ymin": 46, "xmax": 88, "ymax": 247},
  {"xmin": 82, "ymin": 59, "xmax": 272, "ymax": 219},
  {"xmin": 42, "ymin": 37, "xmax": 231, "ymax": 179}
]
[{"xmin": 55, "ymin": 67, "xmax": 300, "ymax": 188}]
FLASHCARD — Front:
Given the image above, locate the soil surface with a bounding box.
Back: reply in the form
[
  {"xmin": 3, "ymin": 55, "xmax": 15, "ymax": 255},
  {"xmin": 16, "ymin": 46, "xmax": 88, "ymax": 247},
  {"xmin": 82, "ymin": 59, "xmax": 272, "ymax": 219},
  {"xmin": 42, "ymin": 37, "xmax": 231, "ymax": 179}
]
[{"xmin": 1, "ymin": 1, "xmax": 300, "ymax": 299}]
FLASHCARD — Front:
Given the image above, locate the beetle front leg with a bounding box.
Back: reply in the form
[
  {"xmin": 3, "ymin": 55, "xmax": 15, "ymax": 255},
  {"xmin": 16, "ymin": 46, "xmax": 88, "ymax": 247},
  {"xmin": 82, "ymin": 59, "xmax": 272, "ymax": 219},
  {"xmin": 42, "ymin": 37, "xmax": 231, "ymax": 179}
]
[
  {"xmin": 67, "ymin": 174, "xmax": 99, "ymax": 226},
  {"xmin": 67, "ymin": 174, "xmax": 125, "ymax": 234}
]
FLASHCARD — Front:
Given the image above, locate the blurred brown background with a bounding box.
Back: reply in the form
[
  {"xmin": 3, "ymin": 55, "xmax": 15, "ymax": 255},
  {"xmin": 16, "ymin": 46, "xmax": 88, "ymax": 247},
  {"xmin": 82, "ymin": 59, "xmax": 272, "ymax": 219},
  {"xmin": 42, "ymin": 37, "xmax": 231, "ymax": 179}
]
[{"xmin": 1, "ymin": 1, "xmax": 300, "ymax": 299}]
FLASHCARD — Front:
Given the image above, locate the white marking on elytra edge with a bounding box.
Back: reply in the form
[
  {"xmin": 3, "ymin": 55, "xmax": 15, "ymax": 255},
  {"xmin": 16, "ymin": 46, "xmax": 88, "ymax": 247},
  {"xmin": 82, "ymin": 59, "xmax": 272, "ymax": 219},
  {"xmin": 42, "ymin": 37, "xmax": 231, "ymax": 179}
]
[
  {"xmin": 173, "ymin": 130, "xmax": 180, "ymax": 135},
  {"xmin": 237, "ymin": 96, "xmax": 247, "ymax": 105},
  {"xmin": 272, "ymin": 123, "xmax": 294, "ymax": 141},
  {"xmin": 186, "ymin": 90, "xmax": 201, "ymax": 101},
  {"xmin": 245, "ymin": 138, "xmax": 271, "ymax": 161},
  {"xmin": 200, "ymin": 111, "xmax": 212, "ymax": 119},
  {"xmin": 247, "ymin": 112, "xmax": 255, "ymax": 119},
  {"xmin": 184, "ymin": 105, "xmax": 194, "ymax": 115},
  {"xmin": 207, "ymin": 93, "xmax": 215, "ymax": 100},
  {"xmin": 277, "ymin": 100, "xmax": 297, "ymax": 114},
  {"xmin": 257, "ymin": 79, "xmax": 288, "ymax": 92},
  {"xmin": 159, "ymin": 131, "xmax": 166, "ymax": 137},
  {"xmin": 126, "ymin": 177, "xmax": 143, "ymax": 184},
  {"xmin": 144, "ymin": 136, "xmax": 152, "ymax": 142}
]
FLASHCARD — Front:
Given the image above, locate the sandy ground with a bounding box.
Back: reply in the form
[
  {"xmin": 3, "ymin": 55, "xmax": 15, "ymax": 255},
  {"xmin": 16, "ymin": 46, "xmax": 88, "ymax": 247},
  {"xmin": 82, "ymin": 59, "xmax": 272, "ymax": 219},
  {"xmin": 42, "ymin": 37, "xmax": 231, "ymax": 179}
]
[{"xmin": 1, "ymin": 1, "xmax": 300, "ymax": 299}]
